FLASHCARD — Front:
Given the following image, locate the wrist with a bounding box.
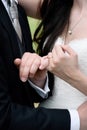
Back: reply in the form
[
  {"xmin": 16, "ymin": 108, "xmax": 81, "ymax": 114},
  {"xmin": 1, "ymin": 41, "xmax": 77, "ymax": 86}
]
[
  {"xmin": 68, "ymin": 69, "xmax": 87, "ymax": 95},
  {"xmin": 29, "ymin": 76, "xmax": 47, "ymax": 89}
]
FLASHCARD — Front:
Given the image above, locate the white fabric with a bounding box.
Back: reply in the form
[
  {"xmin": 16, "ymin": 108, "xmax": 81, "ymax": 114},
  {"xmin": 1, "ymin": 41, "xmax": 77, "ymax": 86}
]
[
  {"xmin": 28, "ymin": 75, "xmax": 50, "ymax": 98},
  {"xmin": 69, "ymin": 110, "xmax": 80, "ymax": 130},
  {"xmin": 40, "ymin": 38, "xmax": 87, "ymax": 130},
  {"xmin": 1, "ymin": 0, "xmax": 18, "ymax": 14},
  {"xmin": 2, "ymin": 0, "xmax": 10, "ymax": 13},
  {"xmin": 40, "ymin": 38, "xmax": 87, "ymax": 108}
]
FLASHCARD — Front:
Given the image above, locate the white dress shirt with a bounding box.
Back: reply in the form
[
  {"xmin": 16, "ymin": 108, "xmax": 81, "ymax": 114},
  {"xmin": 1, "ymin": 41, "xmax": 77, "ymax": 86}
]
[{"xmin": 1, "ymin": 0, "xmax": 80, "ymax": 130}]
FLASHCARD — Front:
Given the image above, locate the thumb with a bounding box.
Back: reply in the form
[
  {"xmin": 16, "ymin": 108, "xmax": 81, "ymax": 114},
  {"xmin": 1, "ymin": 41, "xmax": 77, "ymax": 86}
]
[{"xmin": 14, "ymin": 58, "xmax": 21, "ymax": 68}]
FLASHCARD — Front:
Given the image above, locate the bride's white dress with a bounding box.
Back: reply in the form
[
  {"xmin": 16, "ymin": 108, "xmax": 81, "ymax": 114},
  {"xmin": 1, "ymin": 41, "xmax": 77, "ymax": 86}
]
[{"xmin": 40, "ymin": 38, "xmax": 87, "ymax": 109}]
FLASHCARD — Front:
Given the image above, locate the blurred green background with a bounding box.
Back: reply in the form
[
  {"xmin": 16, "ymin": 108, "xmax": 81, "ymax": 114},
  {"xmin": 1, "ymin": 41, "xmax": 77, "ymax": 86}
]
[
  {"xmin": 28, "ymin": 17, "xmax": 40, "ymax": 51},
  {"xmin": 28, "ymin": 17, "xmax": 40, "ymax": 38}
]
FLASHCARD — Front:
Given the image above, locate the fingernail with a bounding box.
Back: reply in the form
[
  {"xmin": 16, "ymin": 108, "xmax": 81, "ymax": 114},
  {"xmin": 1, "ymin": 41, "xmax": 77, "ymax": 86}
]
[{"xmin": 21, "ymin": 77, "xmax": 27, "ymax": 82}]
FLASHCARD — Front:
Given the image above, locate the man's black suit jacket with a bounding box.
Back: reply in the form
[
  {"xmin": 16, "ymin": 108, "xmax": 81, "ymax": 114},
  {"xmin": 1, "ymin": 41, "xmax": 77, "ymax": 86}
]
[{"xmin": 0, "ymin": 1, "xmax": 70, "ymax": 130}]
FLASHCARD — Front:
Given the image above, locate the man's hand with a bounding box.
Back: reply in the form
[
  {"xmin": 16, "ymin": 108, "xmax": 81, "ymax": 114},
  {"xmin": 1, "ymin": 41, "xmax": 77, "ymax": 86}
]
[
  {"xmin": 77, "ymin": 101, "xmax": 87, "ymax": 130},
  {"xmin": 14, "ymin": 52, "xmax": 48, "ymax": 88}
]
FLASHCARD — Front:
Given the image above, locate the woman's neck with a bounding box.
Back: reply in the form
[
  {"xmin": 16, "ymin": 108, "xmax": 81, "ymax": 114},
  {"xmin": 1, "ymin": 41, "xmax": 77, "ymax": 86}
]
[
  {"xmin": 64, "ymin": 0, "xmax": 87, "ymax": 44},
  {"xmin": 73, "ymin": 0, "xmax": 87, "ymax": 11}
]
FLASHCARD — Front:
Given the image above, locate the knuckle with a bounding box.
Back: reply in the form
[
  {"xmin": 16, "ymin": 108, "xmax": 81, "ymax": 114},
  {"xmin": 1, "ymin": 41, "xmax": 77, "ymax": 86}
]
[
  {"xmin": 24, "ymin": 52, "xmax": 29, "ymax": 56},
  {"xmin": 53, "ymin": 59, "xmax": 58, "ymax": 65},
  {"xmin": 33, "ymin": 53, "xmax": 38, "ymax": 57},
  {"xmin": 35, "ymin": 59, "xmax": 41, "ymax": 66}
]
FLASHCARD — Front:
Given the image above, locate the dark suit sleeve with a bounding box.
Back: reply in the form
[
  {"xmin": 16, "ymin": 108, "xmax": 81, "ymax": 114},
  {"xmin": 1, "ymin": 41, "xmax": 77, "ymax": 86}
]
[{"xmin": 0, "ymin": 54, "xmax": 70, "ymax": 130}]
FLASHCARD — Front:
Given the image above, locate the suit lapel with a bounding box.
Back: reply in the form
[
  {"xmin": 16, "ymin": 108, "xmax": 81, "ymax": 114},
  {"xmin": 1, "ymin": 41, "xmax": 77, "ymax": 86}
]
[
  {"xmin": 0, "ymin": 1, "xmax": 33, "ymax": 59},
  {"xmin": 0, "ymin": 1, "xmax": 21, "ymax": 58},
  {"xmin": 17, "ymin": 5, "xmax": 33, "ymax": 53}
]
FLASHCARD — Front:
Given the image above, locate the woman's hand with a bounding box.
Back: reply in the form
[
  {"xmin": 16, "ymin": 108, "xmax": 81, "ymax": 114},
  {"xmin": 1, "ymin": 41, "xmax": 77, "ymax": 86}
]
[
  {"xmin": 47, "ymin": 44, "xmax": 79, "ymax": 81},
  {"xmin": 14, "ymin": 52, "xmax": 48, "ymax": 89},
  {"xmin": 47, "ymin": 44, "xmax": 87, "ymax": 95}
]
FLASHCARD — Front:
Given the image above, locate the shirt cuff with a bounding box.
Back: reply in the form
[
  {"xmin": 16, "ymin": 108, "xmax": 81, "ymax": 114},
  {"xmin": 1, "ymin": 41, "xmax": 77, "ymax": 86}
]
[
  {"xmin": 28, "ymin": 75, "xmax": 50, "ymax": 98},
  {"xmin": 68, "ymin": 109, "xmax": 80, "ymax": 130}
]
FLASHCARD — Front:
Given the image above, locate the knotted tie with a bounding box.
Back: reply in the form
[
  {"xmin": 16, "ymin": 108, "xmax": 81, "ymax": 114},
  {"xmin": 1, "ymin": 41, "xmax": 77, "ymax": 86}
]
[{"xmin": 8, "ymin": 0, "xmax": 22, "ymax": 42}]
